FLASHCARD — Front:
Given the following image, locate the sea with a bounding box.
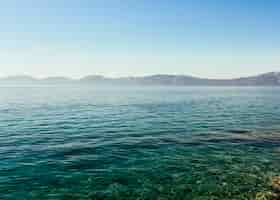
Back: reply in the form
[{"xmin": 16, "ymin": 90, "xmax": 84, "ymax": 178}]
[{"xmin": 1, "ymin": 85, "xmax": 280, "ymax": 200}]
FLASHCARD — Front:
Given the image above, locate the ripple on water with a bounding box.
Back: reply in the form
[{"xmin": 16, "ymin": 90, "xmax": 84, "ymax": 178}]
[{"xmin": 1, "ymin": 86, "xmax": 280, "ymax": 199}]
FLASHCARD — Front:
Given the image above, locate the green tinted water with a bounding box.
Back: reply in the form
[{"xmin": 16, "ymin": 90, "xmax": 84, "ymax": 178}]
[{"xmin": 0, "ymin": 86, "xmax": 280, "ymax": 199}]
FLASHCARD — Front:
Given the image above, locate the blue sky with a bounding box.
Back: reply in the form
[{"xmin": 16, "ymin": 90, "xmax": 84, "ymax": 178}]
[{"xmin": 0, "ymin": 0, "xmax": 279, "ymax": 78}]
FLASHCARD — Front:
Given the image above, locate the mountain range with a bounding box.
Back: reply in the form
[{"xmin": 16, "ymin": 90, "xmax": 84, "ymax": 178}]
[{"xmin": 1, "ymin": 72, "xmax": 280, "ymax": 86}]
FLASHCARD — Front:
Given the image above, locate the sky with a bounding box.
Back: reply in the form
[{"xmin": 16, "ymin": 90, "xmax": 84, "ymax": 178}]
[{"xmin": 0, "ymin": 0, "xmax": 279, "ymax": 78}]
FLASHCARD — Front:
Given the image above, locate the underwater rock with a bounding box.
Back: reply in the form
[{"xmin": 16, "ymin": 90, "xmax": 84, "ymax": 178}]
[
  {"xmin": 255, "ymin": 176, "xmax": 280, "ymax": 200},
  {"xmin": 271, "ymin": 176, "xmax": 280, "ymax": 193},
  {"xmin": 255, "ymin": 191, "xmax": 279, "ymax": 200}
]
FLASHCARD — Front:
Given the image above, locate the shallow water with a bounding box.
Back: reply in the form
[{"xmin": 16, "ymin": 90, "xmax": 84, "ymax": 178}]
[{"xmin": 1, "ymin": 86, "xmax": 280, "ymax": 200}]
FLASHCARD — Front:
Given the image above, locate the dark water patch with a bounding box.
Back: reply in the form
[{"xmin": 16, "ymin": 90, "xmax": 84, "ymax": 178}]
[
  {"xmin": 227, "ymin": 129, "xmax": 251, "ymax": 134},
  {"xmin": 48, "ymin": 146, "xmax": 98, "ymax": 158}
]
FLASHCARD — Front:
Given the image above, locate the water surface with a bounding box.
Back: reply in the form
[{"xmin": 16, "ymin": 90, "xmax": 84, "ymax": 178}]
[{"xmin": 1, "ymin": 86, "xmax": 280, "ymax": 199}]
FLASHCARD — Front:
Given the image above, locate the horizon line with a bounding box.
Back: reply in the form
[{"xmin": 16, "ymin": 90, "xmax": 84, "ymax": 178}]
[{"xmin": 0, "ymin": 71, "xmax": 279, "ymax": 80}]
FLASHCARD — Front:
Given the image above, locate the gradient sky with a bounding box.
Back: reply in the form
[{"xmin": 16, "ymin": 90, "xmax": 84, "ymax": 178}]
[{"xmin": 0, "ymin": 0, "xmax": 279, "ymax": 78}]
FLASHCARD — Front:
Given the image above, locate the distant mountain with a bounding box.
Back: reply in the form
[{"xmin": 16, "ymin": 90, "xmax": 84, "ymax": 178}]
[
  {"xmin": 0, "ymin": 76, "xmax": 72, "ymax": 84},
  {"xmin": 79, "ymin": 75, "xmax": 106, "ymax": 83},
  {"xmin": 40, "ymin": 77, "xmax": 73, "ymax": 84},
  {"xmin": 0, "ymin": 72, "xmax": 280, "ymax": 86},
  {"xmin": 0, "ymin": 75, "xmax": 38, "ymax": 83}
]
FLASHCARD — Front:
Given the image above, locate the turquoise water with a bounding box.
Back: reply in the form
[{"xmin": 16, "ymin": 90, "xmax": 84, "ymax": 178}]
[{"xmin": 1, "ymin": 86, "xmax": 280, "ymax": 200}]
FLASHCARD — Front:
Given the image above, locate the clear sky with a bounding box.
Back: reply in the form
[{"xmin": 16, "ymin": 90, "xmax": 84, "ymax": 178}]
[{"xmin": 0, "ymin": 0, "xmax": 279, "ymax": 78}]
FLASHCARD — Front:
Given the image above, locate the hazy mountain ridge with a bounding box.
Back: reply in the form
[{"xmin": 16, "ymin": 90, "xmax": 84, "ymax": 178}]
[{"xmin": 1, "ymin": 72, "xmax": 280, "ymax": 86}]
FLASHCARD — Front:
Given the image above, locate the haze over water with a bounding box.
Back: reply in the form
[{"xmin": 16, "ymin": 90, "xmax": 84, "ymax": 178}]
[{"xmin": 1, "ymin": 86, "xmax": 280, "ymax": 199}]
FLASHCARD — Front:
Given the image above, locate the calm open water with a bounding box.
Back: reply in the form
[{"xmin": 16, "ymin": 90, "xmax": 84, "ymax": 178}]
[{"xmin": 1, "ymin": 86, "xmax": 280, "ymax": 200}]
